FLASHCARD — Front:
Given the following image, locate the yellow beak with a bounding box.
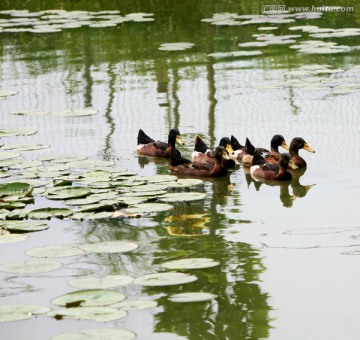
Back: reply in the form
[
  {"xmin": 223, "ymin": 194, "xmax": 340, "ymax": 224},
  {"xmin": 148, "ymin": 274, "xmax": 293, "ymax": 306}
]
[
  {"xmin": 281, "ymin": 140, "xmax": 290, "ymax": 151},
  {"xmin": 303, "ymin": 143, "xmax": 315, "ymax": 153},
  {"xmin": 226, "ymin": 144, "xmax": 235, "ymax": 155},
  {"xmin": 222, "ymin": 150, "xmax": 231, "ymax": 160},
  {"xmin": 176, "ymin": 135, "xmax": 185, "ymax": 145}
]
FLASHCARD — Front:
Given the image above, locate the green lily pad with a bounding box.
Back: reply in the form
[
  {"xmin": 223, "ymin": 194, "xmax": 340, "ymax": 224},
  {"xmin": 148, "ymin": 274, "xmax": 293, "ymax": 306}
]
[
  {"xmin": 0, "ymin": 233, "xmax": 29, "ymax": 243},
  {"xmin": 1, "ymin": 144, "xmax": 50, "ymax": 152},
  {"xmin": 0, "ymin": 260, "xmax": 62, "ymax": 273},
  {"xmin": 111, "ymin": 300, "xmax": 158, "ymax": 311},
  {"xmin": 159, "ymin": 42, "xmax": 194, "ymax": 51},
  {"xmin": 52, "ymin": 289, "xmax": 126, "ymax": 307},
  {"xmin": 27, "ymin": 207, "xmax": 73, "ymax": 219},
  {"xmin": 208, "ymin": 50, "xmax": 262, "ymax": 59},
  {"xmin": 0, "ymin": 201, "xmax": 26, "ymax": 209},
  {"xmin": 47, "ymin": 186, "xmax": 91, "ymax": 200},
  {"xmin": 65, "ymin": 196, "xmax": 102, "ymax": 206},
  {"xmin": 0, "ymin": 90, "xmax": 18, "ymax": 99},
  {"xmin": 158, "ymin": 192, "xmax": 206, "ymax": 202},
  {"xmin": 134, "ymin": 272, "xmax": 198, "ymax": 286},
  {"xmin": 80, "ymin": 240, "xmax": 139, "ymax": 253},
  {"xmin": 123, "ymin": 190, "xmax": 167, "ymax": 197},
  {"xmin": 67, "ymin": 159, "xmax": 114, "ymax": 168},
  {"xmin": 123, "ymin": 203, "xmax": 174, "ymax": 214},
  {"xmin": 2, "ymin": 160, "xmax": 43, "ymax": 169},
  {"xmin": 67, "ymin": 275, "xmax": 134, "ymax": 289},
  {"xmin": 161, "ymin": 258, "xmax": 220, "ymax": 270},
  {"xmin": 48, "ymin": 307, "xmax": 127, "ymax": 322},
  {"xmin": 0, "ymin": 128, "xmax": 37, "ymax": 137},
  {"xmin": 0, "ymin": 171, "xmax": 12, "ymax": 179},
  {"xmin": 0, "ymin": 152, "xmax": 20, "ymax": 160},
  {"xmin": 10, "ymin": 110, "xmax": 47, "ymax": 116},
  {"xmin": 170, "ymin": 178, "xmax": 203, "ymax": 188},
  {"xmin": 0, "ymin": 182, "xmax": 32, "ymax": 198},
  {"xmin": 0, "ymin": 304, "xmax": 51, "ymax": 322},
  {"xmin": 50, "ymin": 109, "xmax": 97, "ymax": 117},
  {"xmin": 71, "ymin": 211, "xmax": 114, "ymax": 220},
  {"xmin": 1, "ymin": 221, "xmax": 48, "ymax": 233},
  {"xmin": 51, "ymin": 328, "xmax": 136, "ymax": 340},
  {"xmin": 26, "ymin": 244, "xmax": 84, "ymax": 258},
  {"xmin": 43, "ymin": 155, "xmax": 87, "ymax": 163},
  {"xmin": 169, "ymin": 292, "xmax": 216, "ymax": 303}
]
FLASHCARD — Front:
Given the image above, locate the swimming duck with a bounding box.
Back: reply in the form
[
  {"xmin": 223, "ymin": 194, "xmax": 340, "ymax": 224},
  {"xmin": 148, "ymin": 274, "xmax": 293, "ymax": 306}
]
[
  {"xmin": 250, "ymin": 152, "xmax": 298, "ymax": 181},
  {"xmin": 192, "ymin": 135, "xmax": 236, "ymax": 168},
  {"xmin": 170, "ymin": 146, "xmax": 230, "ymax": 177},
  {"xmin": 137, "ymin": 128, "xmax": 184, "ymax": 158},
  {"xmin": 241, "ymin": 138, "xmax": 269, "ymax": 167},
  {"xmin": 230, "ymin": 135, "xmax": 245, "ymax": 160},
  {"xmin": 289, "ymin": 137, "xmax": 315, "ymax": 169},
  {"xmin": 264, "ymin": 135, "xmax": 290, "ymax": 163}
]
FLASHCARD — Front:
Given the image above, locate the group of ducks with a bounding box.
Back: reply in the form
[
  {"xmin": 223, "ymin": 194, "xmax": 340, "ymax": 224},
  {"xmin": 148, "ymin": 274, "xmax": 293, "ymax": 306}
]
[{"xmin": 137, "ymin": 128, "xmax": 315, "ymax": 181}]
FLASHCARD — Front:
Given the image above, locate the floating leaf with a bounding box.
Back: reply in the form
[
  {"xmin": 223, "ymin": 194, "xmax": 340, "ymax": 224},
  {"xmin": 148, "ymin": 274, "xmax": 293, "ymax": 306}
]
[
  {"xmin": 123, "ymin": 203, "xmax": 174, "ymax": 214},
  {"xmin": 169, "ymin": 292, "xmax": 216, "ymax": 303},
  {"xmin": 0, "ymin": 233, "xmax": 29, "ymax": 243},
  {"xmin": 51, "ymin": 328, "xmax": 136, "ymax": 340},
  {"xmin": 161, "ymin": 258, "xmax": 220, "ymax": 270},
  {"xmin": 0, "ymin": 128, "xmax": 37, "ymax": 137},
  {"xmin": 0, "ymin": 152, "xmax": 20, "ymax": 160},
  {"xmin": 26, "ymin": 244, "xmax": 84, "ymax": 258},
  {"xmin": 135, "ymin": 272, "xmax": 197, "ymax": 286},
  {"xmin": 48, "ymin": 307, "xmax": 126, "ymax": 322},
  {"xmin": 208, "ymin": 50, "xmax": 262, "ymax": 59},
  {"xmin": 158, "ymin": 192, "xmax": 206, "ymax": 202},
  {"xmin": 52, "ymin": 289, "xmax": 126, "ymax": 307},
  {"xmin": 0, "ymin": 90, "xmax": 18, "ymax": 99},
  {"xmin": 47, "ymin": 186, "xmax": 91, "ymax": 200},
  {"xmin": 50, "ymin": 108, "xmax": 98, "ymax": 117},
  {"xmin": 0, "ymin": 260, "xmax": 62, "ymax": 273},
  {"xmin": 0, "ymin": 304, "xmax": 51, "ymax": 322},
  {"xmin": 67, "ymin": 159, "xmax": 114, "ymax": 168},
  {"xmin": 27, "ymin": 207, "xmax": 73, "ymax": 219},
  {"xmin": 2, "ymin": 221, "xmax": 48, "ymax": 233},
  {"xmin": 10, "ymin": 110, "xmax": 47, "ymax": 116},
  {"xmin": 112, "ymin": 300, "xmax": 158, "ymax": 310},
  {"xmin": 159, "ymin": 42, "xmax": 194, "ymax": 51},
  {"xmin": 71, "ymin": 211, "xmax": 114, "ymax": 220},
  {"xmin": 0, "ymin": 182, "xmax": 32, "ymax": 198},
  {"xmin": 1, "ymin": 143, "xmax": 50, "ymax": 151},
  {"xmin": 80, "ymin": 240, "xmax": 139, "ymax": 254},
  {"xmin": 67, "ymin": 275, "xmax": 134, "ymax": 289}
]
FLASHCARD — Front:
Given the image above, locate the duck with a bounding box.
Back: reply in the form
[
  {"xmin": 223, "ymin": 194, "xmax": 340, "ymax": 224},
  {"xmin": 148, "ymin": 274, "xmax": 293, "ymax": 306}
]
[
  {"xmin": 250, "ymin": 152, "xmax": 298, "ymax": 181},
  {"xmin": 170, "ymin": 146, "xmax": 230, "ymax": 177},
  {"xmin": 192, "ymin": 135, "xmax": 236, "ymax": 168},
  {"xmin": 263, "ymin": 135, "xmax": 290, "ymax": 163},
  {"xmin": 230, "ymin": 135, "xmax": 245, "ymax": 160},
  {"xmin": 288, "ymin": 137, "xmax": 315, "ymax": 169},
  {"xmin": 137, "ymin": 128, "xmax": 184, "ymax": 158},
  {"xmin": 241, "ymin": 138, "xmax": 269, "ymax": 167}
]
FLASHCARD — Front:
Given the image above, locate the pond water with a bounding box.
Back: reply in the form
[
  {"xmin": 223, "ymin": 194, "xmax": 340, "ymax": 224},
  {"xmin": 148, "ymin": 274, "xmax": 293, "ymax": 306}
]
[{"xmin": 0, "ymin": 1, "xmax": 360, "ymax": 339}]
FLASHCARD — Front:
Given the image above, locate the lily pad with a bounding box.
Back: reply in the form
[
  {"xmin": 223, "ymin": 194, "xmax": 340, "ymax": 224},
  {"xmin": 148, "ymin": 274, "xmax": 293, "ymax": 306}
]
[
  {"xmin": 80, "ymin": 240, "xmax": 139, "ymax": 254},
  {"xmin": 158, "ymin": 192, "xmax": 206, "ymax": 202},
  {"xmin": 0, "ymin": 152, "xmax": 21, "ymax": 160},
  {"xmin": 1, "ymin": 143, "xmax": 50, "ymax": 151},
  {"xmin": 27, "ymin": 207, "xmax": 73, "ymax": 219},
  {"xmin": 2, "ymin": 221, "xmax": 48, "ymax": 233},
  {"xmin": 48, "ymin": 306, "xmax": 127, "ymax": 322},
  {"xmin": 47, "ymin": 186, "xmax": 91, "ymax": 200},
  {"xmin": 159, "ymin": 42, "xmax": 194, "ymax": 51},
  {"xmin": 67, "ymin": 275, "xmax": 134, "ymax": 289},
  {"xmin": 0, "ymin": 90, "xmax": 18, "ymax": 99},
  {"xmin": 0, "ymin": 128, "xmax": 37, "ymax": 137},
  {"xmin": 0, "ymin": 304, "xmax": 51, "ymax": 322},
  {"xmin": 169, "ymin": 292, "xmax": 216, "ymax": 303},
  {"xmin": 123, "ymin": 203, "xmax": 174, "ymax": 214},
  {"xmin": 161, "ymin": 258, "xmax": 220, "ymax": 270},
  {"xmin": 26, "ymin": 244, "xmax": 84, "ymax": 258},
  {"xmin": 10, "ymin": 110, "xmax": 47, "ymax": 116},
  {"xmin": 0, "ymin": 182, "xmax": 32, "ymax": 198},
  {"xmin": 111, "ymin": 300, "xmax": 158, "ymax": 310},
  {"xmin": 50, "ymin": 108, "xmax": 98, "ymax": 117},
  {"xmin": 208, "ymin": 50, "xmax": 262, "ymax": 59},
  {"xmin": 51, "ymin": 289, "xmax": 126, "ymax": 307},
  {"xmin": 0, "ymin": 260, "xmax": 62, "ymax": 273},
  {"xmin": 51, "ymin": 328, "xmax": 136, "ymax": 340},
  {"xmin": 134, "ymin": 272, "xmax": 198, "ymax": 286},
  {"xmin": 0, "ymin": 233, "xmax": 29, "ymax": 243},
  {"xmin": 71, "ymin": 211, "xmax": 114, "ymax": 220},
  {"xmin": 67, "ymin": 159, "xmax": 114, "ymax": 168}
]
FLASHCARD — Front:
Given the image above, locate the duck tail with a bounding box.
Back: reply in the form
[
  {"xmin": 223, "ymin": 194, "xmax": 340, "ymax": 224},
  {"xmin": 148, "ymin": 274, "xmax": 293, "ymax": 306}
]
[
  {"xmin": 137, "ymin": 129, "xmax": 155, "ymax": 145},
  {"xmin": 245, "ymin": 137, "xmax": 256, "ymax": 155},
  {"xmin": 231, "ymin": 135, "xmax": 243, "ymax": 150},
  {"xmin": 194, "ymin": 135, "xmax": 209, "ymax": 153}
]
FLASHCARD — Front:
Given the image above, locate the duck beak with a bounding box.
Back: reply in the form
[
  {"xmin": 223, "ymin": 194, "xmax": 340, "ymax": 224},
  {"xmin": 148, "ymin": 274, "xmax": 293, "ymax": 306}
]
[
  {"xmin": 222, "ymin": 150, "xmax": 231, "ymax": 160},
  {"xmin": 288, "ymin": 159, "xmax": 298, "ymax": 170},
  {"xmin": 226, "ymin": 144, "xmax": 235, "ymax": 155},
  {"xmin": 303, "ymin": 143, "xmax": 315, "ymax": 153},
  {"xmin": 176, "ymin": 135, "xmax": 185, "ymax": 145},
  {"xmin": 281, "ymin": 140, "xmax": 290, "ymax": 151}
]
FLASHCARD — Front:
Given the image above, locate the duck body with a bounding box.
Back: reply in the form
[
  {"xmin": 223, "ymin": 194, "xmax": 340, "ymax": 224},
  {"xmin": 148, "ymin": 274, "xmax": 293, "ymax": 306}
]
[
  {"xmin": 170, "ymin": 146, "xmax": 230, "ymax": 177},
  {"xmin": 250, "ymin": 152, "xmax": 296, "ymax": 181},
  {"xmin": 241, "ymin": 138, "xmax": 269, "ymax": 167},
  {"xmin": 264, "ymin": 134, "xmax": 290, "ymax": 164},
  {"xmin": 137, "ymin": 128, "xmax": 184, "ymax": 158},
  {"xmin": 192, "ymin": 135, "xmax": 236, "ymax": 168},
  {"xmin": 289, "ymin": 137, "xmax": 315, "ymax": 169}
]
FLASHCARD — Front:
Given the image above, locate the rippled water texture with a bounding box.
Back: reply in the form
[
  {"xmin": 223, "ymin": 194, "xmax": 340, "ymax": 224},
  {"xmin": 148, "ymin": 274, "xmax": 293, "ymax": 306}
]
[{"xmin": 0, "ymin": 1, "xmax": 360, "ymax": 339}]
